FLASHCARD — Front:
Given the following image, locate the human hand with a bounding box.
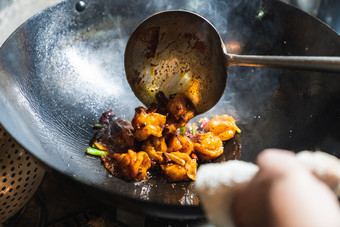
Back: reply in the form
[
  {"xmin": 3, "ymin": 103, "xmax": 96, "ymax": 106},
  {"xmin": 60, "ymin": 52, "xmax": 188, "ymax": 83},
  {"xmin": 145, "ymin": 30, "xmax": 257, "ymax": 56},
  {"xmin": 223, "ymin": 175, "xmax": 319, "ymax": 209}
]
[{"xmin": 232, "ymin": 149, "xmax": 340, "ymax": 227}]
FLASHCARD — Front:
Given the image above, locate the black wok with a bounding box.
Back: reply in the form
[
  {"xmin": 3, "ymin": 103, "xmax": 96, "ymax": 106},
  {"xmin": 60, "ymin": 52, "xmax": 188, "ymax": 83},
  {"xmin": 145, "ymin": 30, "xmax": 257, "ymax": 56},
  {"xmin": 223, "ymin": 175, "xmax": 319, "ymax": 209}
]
[{"xmin": 0, "ymin": 0, "xmax": 339, "ymax": 218}]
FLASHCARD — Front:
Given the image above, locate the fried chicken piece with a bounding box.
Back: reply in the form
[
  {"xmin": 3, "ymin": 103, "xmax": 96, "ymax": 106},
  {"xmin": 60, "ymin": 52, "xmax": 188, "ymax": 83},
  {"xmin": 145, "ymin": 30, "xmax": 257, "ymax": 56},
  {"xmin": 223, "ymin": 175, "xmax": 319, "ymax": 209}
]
[
  {"xmin": 112, "ymin": 149, "xmax": 151, "ymax": 181},
  {"xmin": 150, "ymin": 136, "xmax": 167, "ymax": 153},
  {"xmin": 161, "ymin": 164, "xmax": 188, "ymax": 182},
  {"xmin": 141, "ymin": 136, "xmax": 167, "ymax": 164},
  {"xmin": 167, "ymin": 135, "xmax": 194, "ymax": 155},
  {"xmin": 166, "ymin": 93, "xmax": 195, "ymax": 127},
  {"xmin": 204, "ymin": 115, "xmax": 240, "ymax": 141},
  {"xmin": 161, "ymin": 152, "xmax": 197, "ymax": 181},
  {"xmin": 163, "ymin": 118, "xmax": 180, "ymax": 135},
  {"xmin": 131, "ymin": 107, "xmax": 166, "ymax": 141},
  {"xmin": 193, "ymin": 132, "xmax": 224, "ymax": 161}
]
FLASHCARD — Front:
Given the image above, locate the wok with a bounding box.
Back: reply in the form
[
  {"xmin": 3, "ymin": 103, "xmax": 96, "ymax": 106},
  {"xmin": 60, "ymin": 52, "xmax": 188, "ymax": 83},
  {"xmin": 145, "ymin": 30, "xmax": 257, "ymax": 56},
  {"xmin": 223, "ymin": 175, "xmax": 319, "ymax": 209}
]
[{"xmin": 0, "ymin": 0, "xmax": 340, "ymax": 218}]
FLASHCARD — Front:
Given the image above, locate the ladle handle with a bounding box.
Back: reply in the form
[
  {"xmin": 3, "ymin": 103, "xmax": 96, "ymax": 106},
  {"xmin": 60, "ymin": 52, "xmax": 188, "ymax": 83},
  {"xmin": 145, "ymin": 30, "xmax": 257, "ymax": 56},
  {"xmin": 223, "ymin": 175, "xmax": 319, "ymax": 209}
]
[{"xmin": 227, "ymin": 54, "xmax": 340, "ymax": 73}]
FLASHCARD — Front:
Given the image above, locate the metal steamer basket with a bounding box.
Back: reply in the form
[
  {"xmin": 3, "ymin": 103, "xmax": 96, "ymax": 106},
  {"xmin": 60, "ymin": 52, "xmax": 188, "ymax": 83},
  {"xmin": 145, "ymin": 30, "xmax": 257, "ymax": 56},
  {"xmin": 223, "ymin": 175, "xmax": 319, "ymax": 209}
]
[{"xmin": 0, "ymin": 124, "xmax": 45, "ymax": 224}]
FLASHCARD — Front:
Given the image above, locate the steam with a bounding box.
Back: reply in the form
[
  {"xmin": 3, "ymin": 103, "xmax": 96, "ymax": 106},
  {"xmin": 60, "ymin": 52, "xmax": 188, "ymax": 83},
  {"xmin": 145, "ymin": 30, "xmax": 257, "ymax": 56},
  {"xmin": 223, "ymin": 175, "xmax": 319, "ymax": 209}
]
[
  {"xmin": 184, "ymin": 0, "xmax": 236, "ymax": 35},
  {"xmin": 204, "ymin": 67, "xmax": 280, "ymax": 123}
]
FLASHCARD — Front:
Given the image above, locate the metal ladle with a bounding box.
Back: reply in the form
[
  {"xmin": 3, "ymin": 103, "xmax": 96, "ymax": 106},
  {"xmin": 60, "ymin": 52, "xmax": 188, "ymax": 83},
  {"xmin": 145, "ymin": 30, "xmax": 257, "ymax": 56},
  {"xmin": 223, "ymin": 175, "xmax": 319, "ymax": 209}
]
[{"xmin": 125, "ymin": 10, "xmax": 340, "ymax": 114}]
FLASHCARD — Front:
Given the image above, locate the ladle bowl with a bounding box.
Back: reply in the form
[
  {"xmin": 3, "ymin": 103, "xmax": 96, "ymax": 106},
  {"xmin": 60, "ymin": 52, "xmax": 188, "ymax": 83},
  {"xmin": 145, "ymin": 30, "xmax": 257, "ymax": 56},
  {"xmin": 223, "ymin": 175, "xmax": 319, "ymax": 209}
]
[
  {"xmin": 125, "ymin": 10, "xmax": 227, "ymax": 114},
  {"xmin": 125, "ymin": 10, "xmax": 340, "ymax": 114}
]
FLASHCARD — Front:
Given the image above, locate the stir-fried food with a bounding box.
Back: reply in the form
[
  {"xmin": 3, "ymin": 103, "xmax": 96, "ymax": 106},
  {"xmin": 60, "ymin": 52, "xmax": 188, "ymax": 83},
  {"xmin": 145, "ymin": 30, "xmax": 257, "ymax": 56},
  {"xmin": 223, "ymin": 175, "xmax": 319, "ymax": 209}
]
[
  {"xmin": 87, "ymin": 92, "xmax": 241, "ymax": 182},
  {"xmin": 131, "ymin": 106, "xmax": 166, "ymax": 141},
  {"xmin": 167, "ymin": 135, "xmax": 194, "ymax": 155},
  {"xmin": 166, "ymin": 93, "xmax": 195, "ymax": 126},
  {"xmin": 112, "ymin": 150, "xmax": 151, "ymax": 181},
  {"xmin": 205, "ymin": 115, "xmax": 241, "ymax": 141},
  {"xmin": 141, "ymin": 136, "xmax": 166, "ymax": 164},
  {"xmin": 193, "ymin": 132, "xmax": 224, "ymax": 161},
  {"xmin": 161, "ymin": 152, "xmax": 197, "ymax": 181},
  {"xmin": 90, "ymin": 117, "xmax": 134, "ymax": 151}
]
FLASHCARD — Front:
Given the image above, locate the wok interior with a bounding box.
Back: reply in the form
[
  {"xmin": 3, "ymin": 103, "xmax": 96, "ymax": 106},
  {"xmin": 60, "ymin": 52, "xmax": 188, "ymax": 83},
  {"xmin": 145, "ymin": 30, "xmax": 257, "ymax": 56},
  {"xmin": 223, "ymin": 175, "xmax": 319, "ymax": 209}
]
[{"xmin": 0, "ymin": 0, "xmax": 339, "ymax": 217}]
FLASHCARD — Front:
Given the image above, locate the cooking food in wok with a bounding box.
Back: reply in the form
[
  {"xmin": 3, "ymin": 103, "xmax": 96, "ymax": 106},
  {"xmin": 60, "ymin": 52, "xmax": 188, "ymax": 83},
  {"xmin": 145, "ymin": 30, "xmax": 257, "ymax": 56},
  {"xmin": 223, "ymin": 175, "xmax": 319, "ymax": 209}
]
[
  {"xmin": 87, "ymin": 92, "xmax": 240, "ymax": 182},
  {"xmin": 0, "ymin": 0, "xmax": 339, "ymax": 218}
]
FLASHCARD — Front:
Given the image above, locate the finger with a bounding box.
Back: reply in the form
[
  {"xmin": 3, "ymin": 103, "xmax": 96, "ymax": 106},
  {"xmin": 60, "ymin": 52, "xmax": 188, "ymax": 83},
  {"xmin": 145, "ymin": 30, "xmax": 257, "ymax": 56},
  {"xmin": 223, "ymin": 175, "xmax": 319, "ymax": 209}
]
[
  {"xmin": 297, "ymin": 151, "xmax": 340, "ymax": 195},
  {"xmin": 256, "ymin": 149, "xmax": 305, "ymax": 178}
]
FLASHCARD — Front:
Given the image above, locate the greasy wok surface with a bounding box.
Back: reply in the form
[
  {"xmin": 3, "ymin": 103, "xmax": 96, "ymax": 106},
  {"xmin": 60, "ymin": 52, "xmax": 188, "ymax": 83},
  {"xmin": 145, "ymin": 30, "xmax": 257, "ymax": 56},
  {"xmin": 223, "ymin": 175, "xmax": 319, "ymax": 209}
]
[{"xmin": 0, "ymin": 0, "xmax": 339, "ymax": 218}]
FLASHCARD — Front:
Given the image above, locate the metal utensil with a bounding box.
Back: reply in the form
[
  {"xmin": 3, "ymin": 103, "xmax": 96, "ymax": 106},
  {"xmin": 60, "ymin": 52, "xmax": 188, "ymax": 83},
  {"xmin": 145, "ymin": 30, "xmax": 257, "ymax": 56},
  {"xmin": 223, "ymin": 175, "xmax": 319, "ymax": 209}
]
[{"xmin": 125, "ymin": 10, "xmax": 340, "ymax": 114}]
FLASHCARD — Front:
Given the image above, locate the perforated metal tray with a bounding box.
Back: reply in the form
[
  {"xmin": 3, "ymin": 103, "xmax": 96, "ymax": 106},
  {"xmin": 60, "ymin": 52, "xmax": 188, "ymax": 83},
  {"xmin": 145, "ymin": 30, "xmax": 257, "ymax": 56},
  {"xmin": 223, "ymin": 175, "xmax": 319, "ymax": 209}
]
[{"xmin": 0, "ymin": 124, "xmax": 45, "ymax": 223}]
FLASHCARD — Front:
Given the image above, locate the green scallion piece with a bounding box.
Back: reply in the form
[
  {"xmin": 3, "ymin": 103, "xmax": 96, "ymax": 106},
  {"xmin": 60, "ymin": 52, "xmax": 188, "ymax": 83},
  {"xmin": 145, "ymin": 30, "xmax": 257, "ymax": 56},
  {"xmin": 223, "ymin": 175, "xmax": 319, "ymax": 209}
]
[
  {"xmin": 192, "ymin": 123, "xmax": 196, "ymax": 136},
  {"xmin": 235, "ymin": 125, "xmax": 241, "ymax": 134},
  {"xmin": 86, "ymin": 147, "xmax": 108, "ymax": 156},
  {"xmin": 94, "ymin": 123, "xmax": 103, "ymax": 128},
  {"xmin": 180, "ymin": 126, "xmax": 186, "ymax": 135}
]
